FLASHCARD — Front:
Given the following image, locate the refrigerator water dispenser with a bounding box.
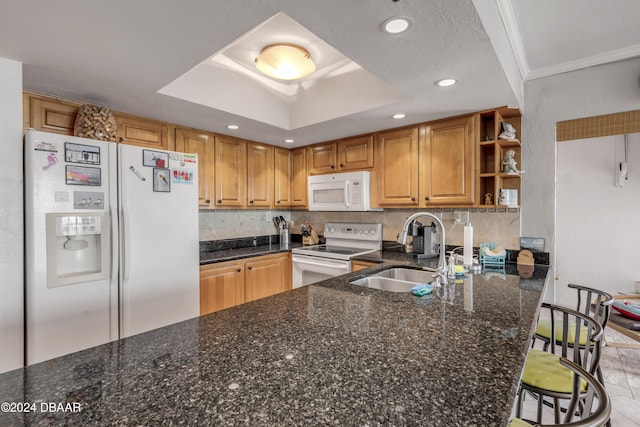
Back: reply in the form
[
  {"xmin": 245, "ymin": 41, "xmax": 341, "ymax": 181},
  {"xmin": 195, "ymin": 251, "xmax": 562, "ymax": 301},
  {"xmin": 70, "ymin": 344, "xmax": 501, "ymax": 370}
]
[{"xmin": 45, "ymin": 212, "xmax": 110, "ymax": 287}]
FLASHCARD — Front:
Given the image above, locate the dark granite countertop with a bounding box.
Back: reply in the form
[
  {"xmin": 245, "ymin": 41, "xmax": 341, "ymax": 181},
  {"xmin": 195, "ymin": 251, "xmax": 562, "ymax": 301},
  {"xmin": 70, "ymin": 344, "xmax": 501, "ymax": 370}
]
[
  {"xmin": 200, "ymin": 244, "xmax": 298, "ymax": 265},
  {"xmin": 1, "ymin": 254, "xmax": 550, "ymax": 426}
]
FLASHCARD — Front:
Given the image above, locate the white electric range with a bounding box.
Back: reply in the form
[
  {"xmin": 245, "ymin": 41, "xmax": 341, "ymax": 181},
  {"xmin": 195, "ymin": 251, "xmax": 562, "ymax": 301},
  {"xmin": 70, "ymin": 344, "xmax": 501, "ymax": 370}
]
[{"xmin": 292, "ymin": 222, "xmax": 382, "ymax": 288}]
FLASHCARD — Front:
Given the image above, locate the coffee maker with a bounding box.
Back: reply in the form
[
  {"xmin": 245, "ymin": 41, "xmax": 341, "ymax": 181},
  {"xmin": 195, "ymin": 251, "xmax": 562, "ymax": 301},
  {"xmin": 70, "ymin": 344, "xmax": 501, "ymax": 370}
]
[{"xmin": 410, "ymin": 220, "xmax": 439, "ymax": 259}]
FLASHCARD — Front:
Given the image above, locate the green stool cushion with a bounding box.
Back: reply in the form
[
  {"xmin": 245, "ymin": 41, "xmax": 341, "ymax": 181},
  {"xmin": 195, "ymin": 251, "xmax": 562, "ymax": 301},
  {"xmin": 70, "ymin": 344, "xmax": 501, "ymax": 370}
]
[
  {"xmin": 508, "ymin": 418, "xmax": 532, "ymax": 427},
  {"xmin": 521, "ymin": 349, "xmax": 586, "ymax": 393},
  {"xmin": 535, "ymin": 319, "xmax": 588, "ymax": 346}
]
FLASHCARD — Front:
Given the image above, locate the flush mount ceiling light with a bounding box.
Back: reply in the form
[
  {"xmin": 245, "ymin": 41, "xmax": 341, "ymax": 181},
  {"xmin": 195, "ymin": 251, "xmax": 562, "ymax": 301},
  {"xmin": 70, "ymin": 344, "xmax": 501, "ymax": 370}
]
[
  {"xmin": 226, "ymin": 124, "xmax": 239, "ymax": 130},
  {"xmin": 392, "ymin": 113, "xmax": 406, "ymax": 119},
  {"xmin": 435, "ymin": 78, "xmax": 458, "ymax": 87},
  {"xmin": 284, "ymin": 139, "xmax": 295, "ymax": 144},
  {"xmin": 254, "ymin": 44, "xmax": 316, "ymax": 80},
  {"xmin": 382, "ymin": 16, "xmax": 412, "ymax": 34}
]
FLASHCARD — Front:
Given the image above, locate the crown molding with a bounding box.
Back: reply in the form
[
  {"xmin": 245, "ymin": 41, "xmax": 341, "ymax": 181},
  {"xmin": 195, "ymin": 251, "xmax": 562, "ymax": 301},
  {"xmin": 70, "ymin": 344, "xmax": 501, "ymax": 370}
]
[
  {"xmin": 495, "ymin": 0, "xmax": 529, "ymax": 80},
  {"xmin": 526, "ymin": 43, "xmax": 640, "ymax": 81}
]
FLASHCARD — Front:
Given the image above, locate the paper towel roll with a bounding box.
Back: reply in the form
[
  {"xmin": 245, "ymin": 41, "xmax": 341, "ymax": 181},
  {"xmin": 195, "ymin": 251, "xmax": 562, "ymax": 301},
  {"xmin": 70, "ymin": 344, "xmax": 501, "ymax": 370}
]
[{"xmin": 464, "ymin": 223, "xmax": 473, "ymax": 267}]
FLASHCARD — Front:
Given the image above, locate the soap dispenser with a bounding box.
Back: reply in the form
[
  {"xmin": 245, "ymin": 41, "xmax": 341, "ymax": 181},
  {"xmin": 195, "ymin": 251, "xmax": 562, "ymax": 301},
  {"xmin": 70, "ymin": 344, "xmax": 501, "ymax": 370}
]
[
  {"xmin": 463, "ymin": 220, "xmax": 474, "ymax": 268},
  {"xmin": 447, "ymin": 252, "xmax": 457, "ymax": 280}
]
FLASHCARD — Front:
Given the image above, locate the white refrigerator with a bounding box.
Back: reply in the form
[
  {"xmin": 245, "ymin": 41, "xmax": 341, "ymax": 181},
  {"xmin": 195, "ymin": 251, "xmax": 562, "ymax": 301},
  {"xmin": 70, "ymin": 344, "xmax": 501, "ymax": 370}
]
[{"xmin": 24, "ymin": 129, "xmax": 200, "ymax": 365}]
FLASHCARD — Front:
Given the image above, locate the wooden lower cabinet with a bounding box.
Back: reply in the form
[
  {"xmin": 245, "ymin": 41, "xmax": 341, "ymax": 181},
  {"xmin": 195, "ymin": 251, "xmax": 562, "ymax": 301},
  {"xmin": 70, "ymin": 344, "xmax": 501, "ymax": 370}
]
[
  {"xmin": 245, "ymin": 253, "xmax": 291, "ymax": 302},
  {"xmin": 351, "ymin": 260, "xmax": 376, "ymax": 271},
  {"xmin": 200, "ymin": 260, "xmax": 245, "ymax": 316},
  {"xmin": 199, "ymin": 252, "xmax": 291, "ymax": 315}
]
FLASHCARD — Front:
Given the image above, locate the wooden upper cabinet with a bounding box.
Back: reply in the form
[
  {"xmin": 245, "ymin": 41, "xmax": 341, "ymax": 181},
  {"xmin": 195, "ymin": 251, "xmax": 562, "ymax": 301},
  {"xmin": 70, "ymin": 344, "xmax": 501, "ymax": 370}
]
[
  {"xmin": 116, "ymin": 113, "xmax": 170, "ymax": 150},
  {"xmin": 214, "ymin": 136, "xmax": 246, "ymax": 208},
  {"xmin": 290, "ymin": 147, "xmax": 307, "ymax": 207},
  {"xmin": 27, "ymin": 95, "xmax": 79, "ymax": 136},
  {"xmin": 246, "ymin": 142, "xmax": 274, "ymax": 208},
  {"xmin": 337, "ymin": 135, "xmax": 374, "ymax": 171},
  {"xmin": 274, "ymin": 147, "xmax": 291, "ymax": 208},
  {"xmin": 420, "ymin": 116, "xmax": 475, "ymax": 205},
  {"xmin": 307, "ymin": 142, "xmax": 337, "ymax": 174},
  {"xmin": 306, "ymin": 136, "xmax": 374, "ymax": 175},
  {"xmin": 376, "ymin": 127, "xmax": 420, "ymax": 206},
  {"xmin": 175, "ymin": 127, "xmax": 214, "ymax": 208}
]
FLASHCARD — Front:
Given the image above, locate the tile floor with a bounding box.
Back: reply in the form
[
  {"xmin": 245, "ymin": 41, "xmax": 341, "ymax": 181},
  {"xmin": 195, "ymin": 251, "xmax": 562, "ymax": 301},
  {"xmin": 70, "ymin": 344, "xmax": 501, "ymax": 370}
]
[
  {"xmin": 515, "ymin": 328, "xmax": 640, "ymax": 426},
  {"xmin": 600, "ymin": 328, "xmax": 640, "ymax": 426}
]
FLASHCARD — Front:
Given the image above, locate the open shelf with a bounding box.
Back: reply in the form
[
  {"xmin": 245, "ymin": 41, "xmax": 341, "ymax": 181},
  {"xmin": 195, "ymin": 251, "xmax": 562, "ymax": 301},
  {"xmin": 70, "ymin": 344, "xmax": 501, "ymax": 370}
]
[{"xmin": 476, "ymin": 107, "xmax": 522, "ymax": 209}]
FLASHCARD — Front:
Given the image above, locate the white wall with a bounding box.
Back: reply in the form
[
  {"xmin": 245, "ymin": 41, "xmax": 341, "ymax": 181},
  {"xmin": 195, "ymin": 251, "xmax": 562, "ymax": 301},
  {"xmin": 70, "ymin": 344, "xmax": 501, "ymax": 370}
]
[
  {"xmin": 0, "ymin": 57, "xmax": 24, "ymax": 373},
  {"xmin": 522, "ymin": 57, "xmax": 640, "ymax": 256},
  {"xmin": 522, "ymin": 57, "xmax": 640, "ymax": 302},
  {"xmin": 556, "ymin": 134, "xmax": 640, "ymax": 302}
]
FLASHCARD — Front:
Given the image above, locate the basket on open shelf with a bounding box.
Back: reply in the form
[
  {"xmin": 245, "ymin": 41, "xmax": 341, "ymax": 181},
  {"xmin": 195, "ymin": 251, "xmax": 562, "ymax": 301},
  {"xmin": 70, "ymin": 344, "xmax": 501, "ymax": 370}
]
[{"xmin": 479, "ymin": 242, "xmax": 506, "ymax": 268}]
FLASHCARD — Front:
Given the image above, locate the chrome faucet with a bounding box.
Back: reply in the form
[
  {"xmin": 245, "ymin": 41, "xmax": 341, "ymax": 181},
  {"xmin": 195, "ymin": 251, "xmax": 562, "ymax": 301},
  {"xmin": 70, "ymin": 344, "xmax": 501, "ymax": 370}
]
[{"xmin": 397, "ymin": 212, "xmax": 448, "ymax": 282}]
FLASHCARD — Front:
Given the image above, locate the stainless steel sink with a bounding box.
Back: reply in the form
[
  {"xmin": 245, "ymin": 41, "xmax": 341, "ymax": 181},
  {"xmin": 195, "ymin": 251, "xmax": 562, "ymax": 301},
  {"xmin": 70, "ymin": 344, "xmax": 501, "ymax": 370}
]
[
  {"xmin": 350, "ymin": 268, "xmax": 435, "ymax": 293},
  {"xmin": 371, "ymin": 268, "xmax": 435, "ymax": 283}
]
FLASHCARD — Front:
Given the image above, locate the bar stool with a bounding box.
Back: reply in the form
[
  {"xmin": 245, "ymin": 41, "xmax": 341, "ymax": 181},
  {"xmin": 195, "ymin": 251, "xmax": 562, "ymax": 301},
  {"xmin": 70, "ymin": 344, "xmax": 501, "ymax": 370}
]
[
  {"xmin": 516, "ymin": 303, "xmax": 604, "ymax": 424},
  {"xmin": 533, "ymin": 284, "xmax": 613, "ymax": 385},
  {"xmin": 509, "ymin": 357, "xmax": 611, "ymax": 426}
]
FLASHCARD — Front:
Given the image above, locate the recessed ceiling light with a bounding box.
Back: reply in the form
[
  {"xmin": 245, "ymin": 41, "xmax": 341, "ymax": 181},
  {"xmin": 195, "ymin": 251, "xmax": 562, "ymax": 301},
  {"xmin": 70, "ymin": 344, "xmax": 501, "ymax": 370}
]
[
  {"xmin": 284, "ymin": 139, "xmax": 294, "ymax": 144},
  {"xmin": 226, "ymin": 124, "xmax": 239, "ymax": 130},
  {"xmin": 382, "ymin": 16, "xmax": 412, "ymax": 34},
  {"xmin": 392, "ymin": 113, "xmax": 406, "ymax": 119},
  {"xmin": 255, "ymin": 44, "xmax": 316, "ymax": 80},
  {"xmin": 435, "ymin": 78, "xmax": 458, "ymax": 87}
]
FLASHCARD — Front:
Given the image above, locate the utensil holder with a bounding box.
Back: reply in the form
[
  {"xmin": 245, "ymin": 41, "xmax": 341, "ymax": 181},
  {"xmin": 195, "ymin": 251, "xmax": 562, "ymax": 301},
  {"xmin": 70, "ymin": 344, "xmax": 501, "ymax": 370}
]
[{"xmin": 280, "ymin": 229, "xmax": 289, "ymax": 250}]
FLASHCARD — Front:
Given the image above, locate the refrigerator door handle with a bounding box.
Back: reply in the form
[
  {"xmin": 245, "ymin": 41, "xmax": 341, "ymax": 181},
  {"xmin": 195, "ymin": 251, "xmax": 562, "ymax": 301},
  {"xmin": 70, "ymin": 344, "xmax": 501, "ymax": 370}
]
[
  {"xmin": 109, "ymin": 205, "xmax": 119, "ymax": 342},
  {"xmin": 120, "ymin": 205, "xmax": 129, "ymax": 285}
]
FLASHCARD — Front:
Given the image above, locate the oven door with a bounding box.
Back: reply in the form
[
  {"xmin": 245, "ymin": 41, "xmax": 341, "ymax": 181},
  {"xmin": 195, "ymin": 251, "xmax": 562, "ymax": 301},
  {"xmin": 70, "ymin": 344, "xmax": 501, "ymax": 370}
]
[{"xmin": 292, "ymin": 254, "xmax": 351, "ymax": 288}]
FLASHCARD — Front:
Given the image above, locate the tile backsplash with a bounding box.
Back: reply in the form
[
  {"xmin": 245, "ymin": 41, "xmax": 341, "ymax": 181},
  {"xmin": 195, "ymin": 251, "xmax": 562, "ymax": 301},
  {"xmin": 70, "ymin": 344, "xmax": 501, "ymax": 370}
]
[
  {"xmin": 200, "ymin": 208, "xmax": 521, "ymax": 250},
  {"xmin": 199, "ymin": 210, "xmax": 291, "ymax": 241}
]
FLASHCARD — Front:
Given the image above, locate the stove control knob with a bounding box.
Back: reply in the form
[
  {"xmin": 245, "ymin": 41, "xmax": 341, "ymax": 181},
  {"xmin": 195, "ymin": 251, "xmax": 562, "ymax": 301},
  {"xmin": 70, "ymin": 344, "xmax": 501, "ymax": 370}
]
[{"xmin": 328, "ymin": 227, "xmax": 334, "ymax": 234}]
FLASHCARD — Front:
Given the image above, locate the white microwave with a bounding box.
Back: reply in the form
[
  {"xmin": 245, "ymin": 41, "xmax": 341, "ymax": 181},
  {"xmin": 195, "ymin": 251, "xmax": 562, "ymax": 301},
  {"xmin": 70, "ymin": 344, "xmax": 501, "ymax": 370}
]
[{"xmin": 307, "ymin": 171, "xmax": 381, "ymax": 211}]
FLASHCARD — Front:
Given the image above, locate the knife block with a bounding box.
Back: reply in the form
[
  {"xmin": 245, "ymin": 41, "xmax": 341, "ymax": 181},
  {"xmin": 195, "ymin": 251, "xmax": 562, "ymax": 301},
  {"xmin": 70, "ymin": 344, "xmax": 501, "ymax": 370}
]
[{"xmin": 302, "ymin": 229, "xmax": 319, "ymax": 246}]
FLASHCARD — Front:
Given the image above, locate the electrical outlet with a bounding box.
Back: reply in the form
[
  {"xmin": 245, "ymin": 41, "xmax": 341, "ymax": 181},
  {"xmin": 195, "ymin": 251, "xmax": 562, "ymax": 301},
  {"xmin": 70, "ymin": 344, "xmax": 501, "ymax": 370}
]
[
  {"xmin": 265, "ymin": 211, "xmax": 272, "ymax": 222},
  {"xmin": 454, "ymin": 211, "xmax": 463, "ymax": 224}
]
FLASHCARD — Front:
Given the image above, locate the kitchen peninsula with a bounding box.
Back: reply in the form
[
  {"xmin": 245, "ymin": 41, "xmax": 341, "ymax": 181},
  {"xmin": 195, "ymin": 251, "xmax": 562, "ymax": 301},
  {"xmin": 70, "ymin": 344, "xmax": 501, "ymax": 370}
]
[{"xmin": 0, "ymin": 260, "xmax": 549, "ymax": 426}]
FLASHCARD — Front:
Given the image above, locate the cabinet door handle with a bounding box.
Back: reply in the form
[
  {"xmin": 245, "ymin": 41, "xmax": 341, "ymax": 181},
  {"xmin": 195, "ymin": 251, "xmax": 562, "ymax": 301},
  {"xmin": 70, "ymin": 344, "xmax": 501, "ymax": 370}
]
[
  {"xmin": 217, "ymin": 200, "xmax": 222, "ymax": 203},
  {"xmin": 276, "ymin": 200, "xmax": 280, "ymax": 204},
  {"xmin": 411, "ymin": 197, "xmax": 415, "ymax": 202},
  {"xmin": 340, "ymin": 163, "xmax": 344, "ymax": 168},
  {"xmin": 424, "ymin": 196, "xmax": 429, "ymax": 201},
  {"xmin": 247, "ymin": 266, "xmax": 252, "ymax": 270},
  {"xmin": 205, "ymin": 199, "xmax": 211, "ymax": 204},
  {"xmin": 236, "ymin": 268, "xmax": 241, "ymax": 273},
  {"xmin": 331, "ymin": 165, "xmax": 335, "ymax": 169},
  {"xmin": 249, "ymin": 200, "xmax": 254, "ymax": 204}
]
